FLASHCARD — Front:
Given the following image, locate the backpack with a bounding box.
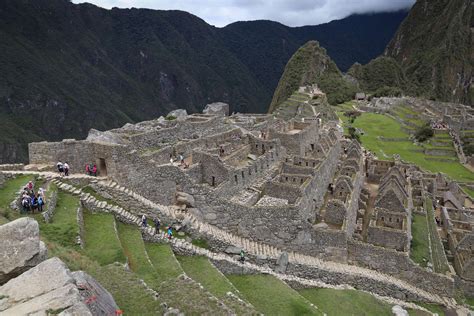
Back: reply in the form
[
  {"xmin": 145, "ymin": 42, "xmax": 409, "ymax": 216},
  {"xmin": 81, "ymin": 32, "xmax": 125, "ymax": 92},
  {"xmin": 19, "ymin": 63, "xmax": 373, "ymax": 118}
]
[
  {"xmin": 38, "ymin": 197, "xmax": 44, "ymax": 205},
  {"xmin": 22, "ymin": 198, "xmax": 29, "ymax": 207}
]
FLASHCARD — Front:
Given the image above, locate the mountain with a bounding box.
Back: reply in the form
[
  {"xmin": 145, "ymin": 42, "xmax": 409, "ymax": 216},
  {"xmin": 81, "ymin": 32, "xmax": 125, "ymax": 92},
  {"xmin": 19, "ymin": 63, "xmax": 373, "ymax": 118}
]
[
  {"xmin": 384, "ymin": 0, "xmax": 473, "ymax": 105},
  {"xmin": 0, "ymin": 0, "xmax": 407, "ymax": 163},
  {"xmin": 269, "ymin": 40, "xmax": 356, "ymax": 114}
]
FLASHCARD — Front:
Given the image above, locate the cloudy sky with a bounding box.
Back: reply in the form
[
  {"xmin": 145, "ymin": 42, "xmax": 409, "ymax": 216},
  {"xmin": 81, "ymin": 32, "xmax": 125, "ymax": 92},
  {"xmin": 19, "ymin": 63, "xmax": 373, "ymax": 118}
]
[{"xmin": 73, "ymin": 0, "xmax": 415, "ymax": 27}]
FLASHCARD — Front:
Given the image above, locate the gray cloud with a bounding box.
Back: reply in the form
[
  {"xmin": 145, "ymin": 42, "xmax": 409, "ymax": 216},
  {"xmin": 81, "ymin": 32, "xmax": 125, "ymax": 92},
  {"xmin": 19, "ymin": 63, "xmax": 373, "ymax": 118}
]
[{"xmin": 73, "ymin": 0, "xmax": 415, "ymax": 27}]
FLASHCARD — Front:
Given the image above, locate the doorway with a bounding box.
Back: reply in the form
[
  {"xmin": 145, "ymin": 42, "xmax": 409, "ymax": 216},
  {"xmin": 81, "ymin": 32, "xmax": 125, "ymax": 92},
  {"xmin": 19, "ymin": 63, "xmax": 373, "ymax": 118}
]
[{"xmin": 98, "ymin": 158, "xmax": 107, "ymax": 176}]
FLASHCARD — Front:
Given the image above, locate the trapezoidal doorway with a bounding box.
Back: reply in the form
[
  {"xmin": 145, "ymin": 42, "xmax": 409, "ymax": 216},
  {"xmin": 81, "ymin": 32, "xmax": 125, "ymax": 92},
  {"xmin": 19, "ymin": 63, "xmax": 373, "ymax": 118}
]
[{"xmin": 98, "ymin": 158, "xmax": 107, "ymax": 176}]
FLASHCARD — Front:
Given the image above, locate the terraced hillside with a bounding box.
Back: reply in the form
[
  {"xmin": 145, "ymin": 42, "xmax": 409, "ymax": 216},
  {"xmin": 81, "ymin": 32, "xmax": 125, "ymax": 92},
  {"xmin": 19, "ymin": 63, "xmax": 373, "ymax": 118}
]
[
  {"xmin": 337, "ymin": 102, "xmax": 474, "ymax": 182},
  {"xmin": 0, "ymin": 172, "xmax": 455, "ymax": 314}
]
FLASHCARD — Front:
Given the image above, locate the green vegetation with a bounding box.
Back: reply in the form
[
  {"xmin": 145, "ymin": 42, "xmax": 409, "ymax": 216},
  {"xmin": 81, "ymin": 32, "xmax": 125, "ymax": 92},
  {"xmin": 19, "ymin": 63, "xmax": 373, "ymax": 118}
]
[
  {"xmin": 177, "ymin": 256, "xmax": 236, "ymax": 297},
  {"xmin": 385, "ymin": 0, "xmax": 472, "ymax": 105},
  {"xmin": 348, "ymin": 112, "xmax": 474, "ymax": 182},
  {"xmin": 39, "ymin": 191, "xmax": 80, "ymax": 248},
  {"xmin": 165, "ymin": 115, "xmax": 177, "ymax": 121},
  {"xmin": 191, "ymin": 238, "xmax": 209, "ymax": 249},
  {"xmin": 145, "ymin": 243, "xmax": 183, "ymax": 284},
  {"xmin": 348, "ymin": 57, "xmax": 407, "ymax": 95},
  {"xmin": 410, "ymin": 214, "xmax": 430, "ymax": 267},
  {"xmin": 82, "ymin": 211, "xmax": 126, "ymax": 265},
  {"xmin": 414, "ymin": 124, "xmax": 434, "ymax": 142},
  {"xmin": 299, "ymin": 288, "xmax": 392, "ymax": 316},
  {"xmin": 269, "ymin": 41, "xmax": 356, "ymax": 113},
  {"xmin": 424, "ymin": 199, "xmax": 450, "ymax": 273},
  {"xmin": 227, "ymin": 274, "xmax": 321, "ymax": 315}
]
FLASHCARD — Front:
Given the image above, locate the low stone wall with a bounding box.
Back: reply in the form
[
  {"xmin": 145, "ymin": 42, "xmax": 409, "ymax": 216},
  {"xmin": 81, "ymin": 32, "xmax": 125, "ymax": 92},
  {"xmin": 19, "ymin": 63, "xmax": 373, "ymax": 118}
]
[
  {"xmin": 0, "ymin": 164, "xmax": 24, "ymax": 171},
  {"xmin": 77, "ymin": 205, "xmax": 85, "ymax": 249},
  {"xmin": 0, "ymin": 172, "xmax": 16, "ymax": 188},
  {"xmin": 42, "ymin": 189, "xmax": 58, "ymax": 223},
  {"xmin": 348, "ymin": 240, "xmax": 454, "ymax": 297}
]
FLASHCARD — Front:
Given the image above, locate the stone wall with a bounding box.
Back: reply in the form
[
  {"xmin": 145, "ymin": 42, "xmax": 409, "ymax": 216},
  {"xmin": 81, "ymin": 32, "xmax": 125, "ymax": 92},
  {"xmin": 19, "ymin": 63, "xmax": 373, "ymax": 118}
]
[
  {"xmin": 348, "ymin": 240, "xmax": 454, "ymax": 297},
  {"xmin": 367, "ymin": 226, "xmax": 408, "ymax": 251},
  {"xmin": 42, "ymin": 189, "xmax": 57, "ymax": 223}
]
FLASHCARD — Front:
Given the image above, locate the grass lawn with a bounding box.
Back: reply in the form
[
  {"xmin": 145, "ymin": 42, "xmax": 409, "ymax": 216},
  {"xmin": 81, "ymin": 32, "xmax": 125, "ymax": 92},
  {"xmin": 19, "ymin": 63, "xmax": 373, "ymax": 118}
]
[
  {"xmin": 227, "ymin": 274, "xmax": 322, "ymax": 315},
  {"xmin": 352, "ymin": 113, "xmax": 474, "ymax": 182},
  {"xmin": 424, "ymin": 199, "xmax": 450, "ymax": 273},
  {"xmin": 177, "ymin": 255, "xmax": 236, "ymax": 297},
  {"xmin": 410, "ymin": 214, "xmax": 430, "ymax": 267},
  {"xmin": 461, "ymin": 186, "xmax": 474, "ymax": 199},
  {"xmin": 298, "ymin": 288, "xmax": 392, "ymax": 316},
  {"xmin": 82, "ymin": 211, "xmax": 126, "ymax": 265},
  {"xmin": 0, "ymin": 174, "xmax": 34, "ymax": 221},
  {"xmin": 39, "ymin": 191, "xmax": 80, "ymax": 248},
  {"xmin": 145, "ymin": 243, "xmax": 183, "ymax": 284}
]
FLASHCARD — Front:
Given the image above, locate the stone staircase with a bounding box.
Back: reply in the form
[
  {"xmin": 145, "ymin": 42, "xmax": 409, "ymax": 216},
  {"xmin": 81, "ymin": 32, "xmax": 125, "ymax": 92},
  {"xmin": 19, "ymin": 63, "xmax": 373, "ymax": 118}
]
[{"xmin": 43, "ymin": 175, "xmax": 458, "ymax": 308}]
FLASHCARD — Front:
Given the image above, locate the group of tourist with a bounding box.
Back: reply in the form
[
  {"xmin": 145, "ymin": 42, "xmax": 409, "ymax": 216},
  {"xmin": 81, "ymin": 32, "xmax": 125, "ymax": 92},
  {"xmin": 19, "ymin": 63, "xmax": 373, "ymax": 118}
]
[
  {"xmin": 85, "ymin": 163, "xmax": 98, "ymax": 176},
  {"xmin": 141, "ymin": 215, "xmax": 173, "ymax": 239},
  {"xmin": 20, "ymin": 181, "xmax": 46, "ymax": 214},
  {"xmin": 431, "ymin": 120, "xmax": 448, "ymax": 130},
  {"xmin": 56, "ymin": 161, "xmax": 70, "ymax": 176},
  {"xmin": 169, "ymin": 154, "xmax": 189, "ymax": 169}
]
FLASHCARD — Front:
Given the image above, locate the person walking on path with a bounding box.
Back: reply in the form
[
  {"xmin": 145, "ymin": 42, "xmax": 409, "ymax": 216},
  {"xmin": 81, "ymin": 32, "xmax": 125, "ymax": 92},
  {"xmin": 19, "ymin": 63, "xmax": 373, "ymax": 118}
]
[
  {"xmin": 92, "ymin": 164, "xmax": 97, "ymax": 176},
  {"xmin": 153, "ymin": 218, "xmax": 161, "ymax": 234},
  {"xmin": 56, "ymin": 161, "xmax": 64, "ymax": 176},
  {"xmin": 141, "ymin": 214, "xmax": 147, "ymax": 228},
  {"xmin": 239, "ymin": 249, "xmax": 245, "ymax": 264},
  {"xmin": 167, "ymin": 226, "xmax": 173, "ymax": 239},
  {"xmin": 64, "ymin": 162, "xmax": 70, "ymax": 176}
]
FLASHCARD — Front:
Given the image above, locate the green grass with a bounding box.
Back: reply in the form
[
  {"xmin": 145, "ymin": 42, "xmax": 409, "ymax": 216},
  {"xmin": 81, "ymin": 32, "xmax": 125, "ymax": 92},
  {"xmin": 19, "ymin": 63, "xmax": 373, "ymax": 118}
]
[
  {"xmin": 39, "ymin": 191, "xmax": 80, "ymax": 248},
  {"xmin": 462, "ymin": 186, "xmax": 474, "ymax": 199},
  {"xmin": 191, "ymin": 238, "xmax": 209, "ymax": 249},
  {"xmin": 81, "ymin": 186, "xmax": 119, "ymax": 207},
  {"xmin": 82, "ymin": 211, "xmax": 126, "ymax": 265},
  {"xmin": 424, "ymin": 199, "xmax": 450, "ymax": 273},
  {"xmin": 177, "ymin": 256, "xmax": 236, "ymax": 297},
  {"xmin": 351, "ymin": 113, "xmax": 474, "ymax": 182},
  {"xmin": 227, "ymin": 274, "xmax": 321, "ymax": 315},
  {"xmin": 464, "ymin": 297, "xmax": 474, "ymax": 309},
  {"xmin": 410, "ymin": 214, "xmax": 430, "ymax": 267},
  {"xmin": 298, "ymin": 288, "xmax": 392, "ymax": 316},
  {"xmin": 145, "ymin": 243, "xmax": 183, "ymax": 284},
  {"xmin": 416, "ymin": 303, "xmax": 445, "ymax": 316}
]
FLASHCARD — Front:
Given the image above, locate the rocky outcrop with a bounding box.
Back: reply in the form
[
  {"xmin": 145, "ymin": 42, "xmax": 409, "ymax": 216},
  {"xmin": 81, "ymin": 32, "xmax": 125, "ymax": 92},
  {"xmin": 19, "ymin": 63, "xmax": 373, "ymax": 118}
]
[
  {"xmin": 0, "ymin": 219, "xmax": 119, "ymax": 315},
  {"xmin": 86, "ymin": 129, "xmax": 128, "ymax": 145},
  {"xmin": 0, "ymin": 217, "xmax": 47, "ymax": 284},
  {"xmin": 203, "ymin": 102, "xmax": 230, "ymax": 116},
  {"xmin": 167, "ymin": 109, "xmax": 188, "ymax": 121},
  {"xmin": 176, "ymin": 191, "xmax": 195, "ymax": 208}
]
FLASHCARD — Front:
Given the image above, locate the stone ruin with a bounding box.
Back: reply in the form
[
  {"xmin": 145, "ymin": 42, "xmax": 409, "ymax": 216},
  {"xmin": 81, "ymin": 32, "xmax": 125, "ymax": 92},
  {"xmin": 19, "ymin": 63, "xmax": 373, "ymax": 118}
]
[{"xmin": 7, "ymin": 99, "xmax": 474, "ymax": 306}]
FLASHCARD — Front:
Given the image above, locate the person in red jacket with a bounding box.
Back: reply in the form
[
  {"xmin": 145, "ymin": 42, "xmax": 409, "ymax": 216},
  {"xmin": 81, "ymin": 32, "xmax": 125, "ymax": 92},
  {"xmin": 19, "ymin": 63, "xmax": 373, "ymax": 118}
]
[
  {"xmin": 92, "ymin": 164, "xmax": 97, "ymax": 176},
  {"xmin": 85, "ymin": 164, "xmax": 90, "ymax": 175}
]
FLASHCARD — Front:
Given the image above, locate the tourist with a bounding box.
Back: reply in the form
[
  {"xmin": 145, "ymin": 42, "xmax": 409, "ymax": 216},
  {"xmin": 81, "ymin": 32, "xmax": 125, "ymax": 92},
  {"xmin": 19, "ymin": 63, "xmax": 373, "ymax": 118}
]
[
  {"xmin": 64, "ymin": 162, "xmax": 70, "ymax": 176},
  {"xmin": 179, "ymin": 154, "xmax": 185, "ymax": 166},
  {"xmin": 239, "ymin": 250, "xmax": 245, "ymax": 264},
  {"xmin": 27, "ymin": 181, "xmax": 34, "ymax": 191},
  {"xmin": 219, "ymin": 145, "xmax": 225, "ymax": 157},
  {"xmin": 38, "ymin": 187, "xmax": 46, "ymax": 203},
  {"xmin": 92, "ymin": 164, "xmax": 97, "ymax": 176},
  {"xmin": 167, "ymin": 226, "xmax": 173, "ymax": 239},
  {"xmin": 170, "ymin": 154, "xmax": 174, "ymax": 165},
  {"xmin": 21, "ymin": 195, "xmax": 30, "ymax": 214},
  {"xmin": 141, "ymin": 214, "xmax": 147, "ymax": 228},
  {"xmin": 37, "ymin": 194, "xmax": 44, "ymax": 213},
  {"xmin": 85, "ymin": 164, "xmax": 90, "ymax": 175},
  {"xmin": 31, "ymin": 195, "xmax": 38, "ymax": 213},
  {"xmin": 56, "ymin": 161, "xmax": 64, "ymax": 176},
  {"xmin": 153, "ymin": 218, "xmax": 161, "ymax": 234}
]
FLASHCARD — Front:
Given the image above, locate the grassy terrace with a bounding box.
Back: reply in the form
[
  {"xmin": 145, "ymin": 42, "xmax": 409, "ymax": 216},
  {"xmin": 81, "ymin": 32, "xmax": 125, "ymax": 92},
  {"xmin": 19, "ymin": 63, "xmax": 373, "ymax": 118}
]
[
  {"xmin": 424, "ymin": 199, "xmax": 450, "ymax": 273},
  {"xmin": 82, "ymin": 211, "xmax": 126, "ymax": 265},
  {"xmin": 349, "ymin": 112, "xmax": 474, "ymax": 182},
  {"xmin": 298, "ymin": 288, "xmax": 392, "ymax": 316},
  {"xmin": 227, "ymin": 274, "xmax": 322, "ymax": 315},
  {"xmin": 410, "ymin": 214, "xmax": 430, "ymax": 267}
]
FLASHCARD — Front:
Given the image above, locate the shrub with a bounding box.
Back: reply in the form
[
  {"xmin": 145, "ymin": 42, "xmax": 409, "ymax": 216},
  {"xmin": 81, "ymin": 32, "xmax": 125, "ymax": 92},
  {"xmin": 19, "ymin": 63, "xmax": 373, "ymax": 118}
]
[
  {"xmin": 165, "ymin": 115, "xmax": 177, "ymax": 121},
  {"xmin": 348, "ymin": 127, "xmax": 360, "ymax": 143},
  {"xmin": 373, "ymin": 86, "xmax": 403, "ymax": 97},
  {"xmin": 414, "ymin": 123, "xmax": 434, "ymax": 142}
]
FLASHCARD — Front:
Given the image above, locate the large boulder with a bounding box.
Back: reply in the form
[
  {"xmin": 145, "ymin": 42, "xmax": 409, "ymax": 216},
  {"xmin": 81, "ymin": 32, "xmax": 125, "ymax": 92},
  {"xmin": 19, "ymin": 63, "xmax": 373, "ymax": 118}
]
[
  {"xmin": 0, "ymin": 218, "xmax": 47, "ymax": 284},
  {"xmin": 203, "ymin": 102, "xmax": 229, "ymax": 116},
  {"xmin": 86, "ymin": 129, "xmax": 128, "ymax": 145},
  {"xmin": 275, "ymin": 251, "xmax": 289, "ymax": 273},
  {"xmin": 176, "ymin": 192, "xmax": 195, "ymax": 207},
  {"xmin": 0, "ymin": 257, "xmax": 119, "ymax": 315},
  {"xmin": 167, "ymin": 109, "xmax": 188, "ymax": 121}
]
